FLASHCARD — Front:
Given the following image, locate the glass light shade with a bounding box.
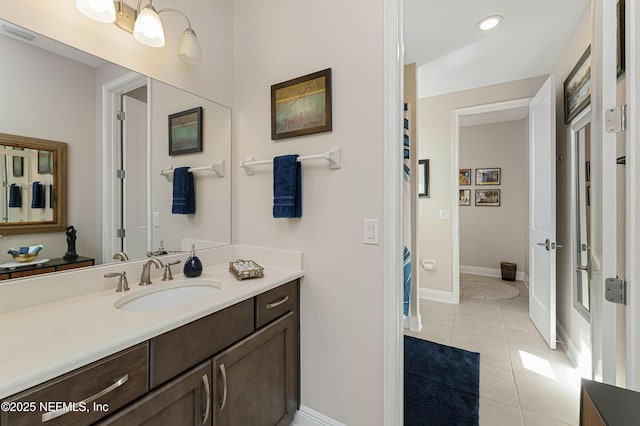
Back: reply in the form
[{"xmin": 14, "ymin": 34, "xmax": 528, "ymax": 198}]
[
  {"xmin": 76, "ymin": 0, "xmax": 116, "ymax": 23},
  {"xmin": 133, "ymin": 5, "xmax": 165, "ymax": 47},
  {"xmin": 178, "ymin": 28, "xmax": 203, "ymax": 64}
]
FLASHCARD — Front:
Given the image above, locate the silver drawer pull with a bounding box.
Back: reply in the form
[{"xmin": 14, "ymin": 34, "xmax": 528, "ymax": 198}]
[
  {"xmin": 41, "ymin": 374, "xmax": 129, "ymax": 423},
  {"xmin": 266, "ymin": 295, "xmax": 289, "ymax": 310},
  {"xmin": 219, "ymin": 364, "xmax": 228, "ymax": 411},
  {"xmin": 202, "ymin": 374, "xmax": 211, "ymax": 424}
]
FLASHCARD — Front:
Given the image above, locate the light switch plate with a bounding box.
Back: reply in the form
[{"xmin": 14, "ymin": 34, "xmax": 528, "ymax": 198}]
[
  {"xmin": 439, "ymin": 210, "xmax": 451, "ymax": 220},
  {"xmin": 363, "ymin": 218, "xmax": 380, "ymax": 245}
]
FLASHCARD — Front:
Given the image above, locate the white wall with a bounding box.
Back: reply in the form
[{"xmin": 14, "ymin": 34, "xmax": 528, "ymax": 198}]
[
  {"xmin": 418, "ymin": 76, "xmax": 546, "ymax": 294},
  {"xmin": 459, "ymin": 120, "xmax": 529, "ymax": 276},
  {"xmin": 233, "ymin": 0, "xmax": 385, "ymax": 423},
  {"xmin": 0, "ymin": 35, "xmax": 97, "ymax": 260}
]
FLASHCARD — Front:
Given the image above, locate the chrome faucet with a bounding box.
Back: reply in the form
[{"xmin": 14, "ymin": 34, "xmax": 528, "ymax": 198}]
[
  {"xmin": 112, "ymin": 252, "xmax": 129, "ymax": 262},
  {"xmin": 139, "ymin": 258, "xmax": 164, "ymax": 286}
]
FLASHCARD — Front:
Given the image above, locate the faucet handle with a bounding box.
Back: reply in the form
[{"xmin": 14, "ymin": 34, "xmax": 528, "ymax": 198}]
[
  {"xmin": 162, "ymin": 260, "xmax": 181, "ymax": 281},
  {"xmin": 104, "ymin": 271, "xmax": 129, "ymax": 292}
]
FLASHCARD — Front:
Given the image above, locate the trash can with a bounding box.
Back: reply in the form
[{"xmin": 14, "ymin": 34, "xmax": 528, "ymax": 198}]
[{"xmin": 501, "ymin": 262, "xmax": 517, "ymax": 281}]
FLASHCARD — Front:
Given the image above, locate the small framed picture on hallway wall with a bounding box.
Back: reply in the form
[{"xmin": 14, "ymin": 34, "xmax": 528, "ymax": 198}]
[
  {"xmin": 475, "ymin": 168, "xmax": 501, "ymax": 185},
  {"xmin": 475, "ymin": 189, "xmax": 500, "ymax": 207}
]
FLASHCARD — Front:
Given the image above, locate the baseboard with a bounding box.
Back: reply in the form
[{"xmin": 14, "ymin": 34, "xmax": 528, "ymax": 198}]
[
  {"xmin": 420, "ymin": 287, "xmax": 456, "ymax": 304},
  {"xmin": 522, "ymin": 273, "xmax": 529, "ymax": 289},
  {"xmin": 409, "ymin": 312, "xmax": 423, "ymax": 332},
  {"xmin": 460, "ymin": 265, "xmax": 526, "ymax": 282},
  {"xmin": 293, "ymin": 406, "xmax": 346, "ymax": 426},
  {"xmin": 557, "ymin": 323, "xmax": 580, "ymax": 370}
]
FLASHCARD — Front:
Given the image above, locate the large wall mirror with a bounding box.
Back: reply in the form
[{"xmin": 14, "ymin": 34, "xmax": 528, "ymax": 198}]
[{"xmin": 0, "ymin": 19, "xmax": 232, "ymax": 275}]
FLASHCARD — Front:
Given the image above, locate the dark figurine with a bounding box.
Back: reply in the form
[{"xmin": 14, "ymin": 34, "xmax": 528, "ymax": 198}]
[{"xmin": 63, "ymin": 225, "xmax": 78, "ymax": 260}]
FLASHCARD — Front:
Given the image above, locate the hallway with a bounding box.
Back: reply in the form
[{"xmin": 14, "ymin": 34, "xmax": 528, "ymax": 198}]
[{"xmin": 405, "ymin": 276, "xmax": 582, "ymax": 425}]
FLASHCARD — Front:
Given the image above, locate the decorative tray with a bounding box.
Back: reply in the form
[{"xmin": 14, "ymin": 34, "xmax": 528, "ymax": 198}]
[
  {"xmin": 229, "ymin": 259, "xmax": 264, "ymax": 280},
  {"xmin": 0, "ymin": 258, "xmax": 51, "ymax": 270}
]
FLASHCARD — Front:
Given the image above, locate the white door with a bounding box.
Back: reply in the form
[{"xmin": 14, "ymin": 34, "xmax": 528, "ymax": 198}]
[
  {"xmin": 590, "ymin": 0, "xmax": 620, "ymax": 384},
  {"xmin": 122, "ymin": 95, "xmax": 149, "ymax": 259},
  {"xmin": 529, "ymin": 76, "xmax": 558, "ymax": 350}
]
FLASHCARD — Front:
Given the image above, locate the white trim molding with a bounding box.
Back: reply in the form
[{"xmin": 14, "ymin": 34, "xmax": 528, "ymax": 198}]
[
  {"xmin": 557, "ymin": 322, "xmax": 592, "ymax": 380},
  {"xmin": 382, "ymin": 0, "xmax": 403, "ymax": 423},
  {"xmin": 460, "ymin": 265, "xmax": 527, "ymax": 282},
  {"xmin": 420, "ymin": 287, "xmax": 456, "ymax": 304},
  {"xmin": 293, "ymin": 406, "xmax": 347, "ymax": 426}
]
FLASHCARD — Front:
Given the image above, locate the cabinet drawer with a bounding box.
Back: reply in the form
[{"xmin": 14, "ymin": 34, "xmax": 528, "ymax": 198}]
[
  {"xmin": 98, "ymin": 361, "xmax": 212, "ymax": 426},
  {"xmin": 1, "ymin": 343, "xmax": 148, "ymax": 426},
  {"xmin": 255, "ymin": 280, "xmax": 298, "ymax": 329},
  {"xmin": 150, "ymin": 299, "xmax": 254, "ymax": 388}
]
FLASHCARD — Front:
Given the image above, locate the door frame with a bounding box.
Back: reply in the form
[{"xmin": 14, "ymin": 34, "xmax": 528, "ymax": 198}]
[
  {"xmin": 452, "ymin": 98, "xmax": 532, "ymax": 304},
  {"xmin": 101, "ymin": 72, "xmax": 149, "ymax": 264},
  {"xmin": 625, "ymin": 0, "xmax": 640, "ymax": 391}
]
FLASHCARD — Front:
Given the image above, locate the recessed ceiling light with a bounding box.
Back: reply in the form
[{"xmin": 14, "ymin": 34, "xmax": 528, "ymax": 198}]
[{"xmin": 477, "ymin": 15, "xmax": 503, "ymax": 31}]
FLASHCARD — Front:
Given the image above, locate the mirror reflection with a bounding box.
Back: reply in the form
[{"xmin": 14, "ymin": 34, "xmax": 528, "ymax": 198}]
[{"xmin": 0, "ymin": 19, "xmax": 231, "ymax": 276}]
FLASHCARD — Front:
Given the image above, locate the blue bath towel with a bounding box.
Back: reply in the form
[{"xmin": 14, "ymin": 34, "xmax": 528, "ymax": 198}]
[
  {"xmin": 172, "ymin": 167, "xmax": 195, "ymax": 214},
  {"xmin": 273, "ymin": 155, "xmax": 301, "ymax": 218},
  {"xmin": 31, "ymin": 182, "xmax": 45, "ymax": 208},
  {"xmin": 9, "ymin": 184, "xmax": 21, "ymax": 208}
]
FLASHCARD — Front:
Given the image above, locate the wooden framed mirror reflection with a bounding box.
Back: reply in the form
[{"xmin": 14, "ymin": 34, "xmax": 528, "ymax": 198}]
[{"xmin": 0, "ymin": 132, "xmax": 67, "ymax": 235}]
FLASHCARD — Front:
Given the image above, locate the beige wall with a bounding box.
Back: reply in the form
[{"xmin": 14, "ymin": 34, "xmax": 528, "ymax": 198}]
[
  {"xmin": 418, "ymin": 75, "xmax": 546, "ymax": 294},
  {"xmin": 232, "ymin": 0, "xmax": 385, "ymax": 423},
  {"xmin": 460, "ymin": 120, "xmax": 529, "ymax": 276}
]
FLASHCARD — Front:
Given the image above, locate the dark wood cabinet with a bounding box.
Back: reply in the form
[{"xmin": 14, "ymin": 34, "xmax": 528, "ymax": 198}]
[
  {"xmin": 1, "ymin": 344, "xmax": 148, "ymax": 426},
  {"xmin": 98, "ymin": 361, "xmax": 212, "ymax": 426},
  {"xmin": 580, "ymin": 378, "xmax": 640, "ymax": 425},
  {"xmin": 0, "ymin": 256, "xmax": 95, "ymax": 280},
  {"xmin": 212, "ymin": 312, "xmax": 297, "ymax": 426},
  {"xmin": 1, "ymin": 279, "xmax": 300, "ymax": 426}
]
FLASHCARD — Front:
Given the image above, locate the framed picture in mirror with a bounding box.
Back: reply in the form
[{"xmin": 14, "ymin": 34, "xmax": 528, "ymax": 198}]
[
  {"xmin": 169, "ymin": 107, "xmax": 203, "ymax": 156},
  {"xmin": 37, "ymin": 150, "xmax": 52, "ymax": 174},
  {"xmin": 418, "ymin": 159, "xmax": 430, "ymax": 198},
  {"xmin": 12, "ymin": 156, "xmax": 23, "ymax": 177}
]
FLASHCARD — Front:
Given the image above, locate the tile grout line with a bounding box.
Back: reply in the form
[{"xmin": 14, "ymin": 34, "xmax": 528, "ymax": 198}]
[{"xmin": 499, "ymin": 297, "xmax": 526, "ymax": 425}]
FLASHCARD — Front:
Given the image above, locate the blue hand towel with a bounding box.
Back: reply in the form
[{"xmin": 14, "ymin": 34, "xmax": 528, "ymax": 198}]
[
  {"xmin": 172, "ymin": 167, "xmax": 195, "ymax": 214},
  {"xmin": 31, "ymin": 182, "xmax": 45, "ymax": 208},
  {"xmin": 9, "ymin": 184, "xmax": 21, "ymax": 208},
  {"xmin": 273, "ymin": 155, "xmax": 301, "ymax": 218}
]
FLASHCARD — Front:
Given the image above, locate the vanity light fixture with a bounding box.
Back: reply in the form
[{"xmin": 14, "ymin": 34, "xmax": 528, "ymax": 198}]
[
  {"xmin": 75, "ymin": 0, "xmax": 202, "ymax": 64},
  {"xmin": 477, "ymin": 15, "xmax": 503, "ymax": 31}
]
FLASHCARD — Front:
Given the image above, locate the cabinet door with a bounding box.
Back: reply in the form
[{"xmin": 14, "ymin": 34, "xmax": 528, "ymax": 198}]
[
  {"xmin": 212, "ymin": 312, "xmax": 296, "ymax": 426},
  {"xmin": 100, "ymin": 361, "xmax": 212, "ymax": 426}
]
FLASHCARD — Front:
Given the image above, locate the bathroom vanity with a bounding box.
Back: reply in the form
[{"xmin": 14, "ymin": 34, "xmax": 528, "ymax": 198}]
[{"xmin": 0, "ymin": 247, "xmax": 302, "ymax": 426}]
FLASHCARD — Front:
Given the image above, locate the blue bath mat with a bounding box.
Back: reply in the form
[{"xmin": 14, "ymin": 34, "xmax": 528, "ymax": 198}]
[{"xmin": 404, "ymin": 336, "xmax": 480, "ymax": 425}]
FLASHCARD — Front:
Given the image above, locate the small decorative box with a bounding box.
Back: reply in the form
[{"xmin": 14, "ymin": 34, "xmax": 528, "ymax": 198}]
[{"xmin": 229, "ymin": 259, "xmax": 264, "ymax": 280}]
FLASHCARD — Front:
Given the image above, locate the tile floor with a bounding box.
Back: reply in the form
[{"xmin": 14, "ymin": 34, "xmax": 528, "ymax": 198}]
[{"xmin": 405, "ymin": 275, "xmax": 582, "ymax": 425}]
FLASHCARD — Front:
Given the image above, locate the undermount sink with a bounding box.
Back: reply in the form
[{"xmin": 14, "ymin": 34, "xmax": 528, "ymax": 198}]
[{"xmin": 114, "ymin": 279, "xmax": 222, "ymax": 311}]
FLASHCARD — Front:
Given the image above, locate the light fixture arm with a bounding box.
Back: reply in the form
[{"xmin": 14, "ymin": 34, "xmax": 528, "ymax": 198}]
[{"xmin": 157, "ymin": 8, "xmax": 193, "ymax": 30}]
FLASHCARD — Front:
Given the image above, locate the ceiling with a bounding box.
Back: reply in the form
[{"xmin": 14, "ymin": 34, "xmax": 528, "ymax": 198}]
[{"xmin": 404, "ymin": 0, "xmax": 590, "ymax": 98}]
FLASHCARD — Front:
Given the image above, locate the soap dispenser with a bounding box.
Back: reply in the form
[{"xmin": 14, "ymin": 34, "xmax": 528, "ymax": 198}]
[{"xmin": 183, "ymin": 244, "xmax": 202, "ymax": 278}]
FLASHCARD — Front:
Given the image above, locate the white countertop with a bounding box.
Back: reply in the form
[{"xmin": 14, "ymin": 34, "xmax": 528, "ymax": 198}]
[{"xmin": 0, "ymin": 247, "xmax": 303, "ymax": 399}]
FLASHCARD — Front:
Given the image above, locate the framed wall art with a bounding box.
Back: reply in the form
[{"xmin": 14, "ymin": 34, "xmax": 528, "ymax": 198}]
[
  {"xmin": 476, "ymin": 168, "xmax": 501, "ymax": 185},
  {"xmin": 475, "ymin": 189, "xmax": 500, "ymax": 207},
  {"xmin": 271, "ymin": 68, "xmax": 332, "ymax": 140},
  {"xmin": 564, "ymin": 46, "xmax": 591, "ymax": 124},
  {"xmin": 418, "ymin": 159, "xmax": 430, "ymax": 198},
  {"xmin": 459, "ymin": 189, "xmax": 471, "ymax": 206},
  {"xmin": 617, "ymin": 0, "xmax": 626, "ymax": 77},
  {"xmin": 459, "ymin": 168, "xmax": 471, "ymax": 186},
  {"xmin": 168, "ymin": 106, "xmax": 203, "ymax": 156}
]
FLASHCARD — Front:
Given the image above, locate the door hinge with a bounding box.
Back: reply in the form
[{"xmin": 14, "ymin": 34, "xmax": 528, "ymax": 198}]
[
  {"xmin": 605, "ymin": 105, "xmax": 627, "ymax": 133},
  {"xmin": 116, "ymin": 111, "xmax": 126, "ymax": 121},
  {"xmin": 116, "ymin": 228, "xmax": 126, "ymax": 238},
  {"xmin": 116, "ymin": 169, "xmax": 126, "ymax": 179},
  {"xmin": 605, "ymin": 277, "xmax": 627, "ymax": 305}
]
